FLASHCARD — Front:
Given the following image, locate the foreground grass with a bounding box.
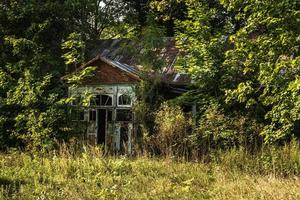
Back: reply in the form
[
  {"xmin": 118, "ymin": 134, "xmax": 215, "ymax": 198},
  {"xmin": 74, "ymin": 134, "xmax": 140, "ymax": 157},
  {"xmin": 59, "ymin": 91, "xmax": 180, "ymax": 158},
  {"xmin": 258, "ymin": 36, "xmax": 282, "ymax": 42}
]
[{"xmin": 1, "ymin": 146, "xmax": 300, "ymax": 199}]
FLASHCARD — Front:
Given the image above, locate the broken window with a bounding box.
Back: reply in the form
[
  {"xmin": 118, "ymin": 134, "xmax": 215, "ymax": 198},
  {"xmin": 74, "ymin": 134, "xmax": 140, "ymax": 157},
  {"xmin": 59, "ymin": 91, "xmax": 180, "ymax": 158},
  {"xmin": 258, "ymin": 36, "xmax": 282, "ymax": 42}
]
[
  {"xmin": 90, "ymin": 96, "xmax": 97, "ymax": 106},
  {"xmin": 118, "ymin": 94, "xmax": 132, "ymax": 106},
  {"xmin": 90, "ymin": 94, "xmax": 113, "ymax": 106},
  {"xmin": 100, "ymin": 95, "xmax": 112, "ymax": 106},
  {"xmin": 116, "ymin": 109, "xmax": 132, "ymax": 121}
]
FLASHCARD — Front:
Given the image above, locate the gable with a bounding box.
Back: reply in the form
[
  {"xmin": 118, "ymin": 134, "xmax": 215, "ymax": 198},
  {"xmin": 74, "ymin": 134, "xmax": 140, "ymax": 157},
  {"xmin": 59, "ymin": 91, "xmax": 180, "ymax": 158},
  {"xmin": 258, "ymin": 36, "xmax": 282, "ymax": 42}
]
[{"xmin": 81, "ymin": 59, "xmax": 140, "ymax": 85}]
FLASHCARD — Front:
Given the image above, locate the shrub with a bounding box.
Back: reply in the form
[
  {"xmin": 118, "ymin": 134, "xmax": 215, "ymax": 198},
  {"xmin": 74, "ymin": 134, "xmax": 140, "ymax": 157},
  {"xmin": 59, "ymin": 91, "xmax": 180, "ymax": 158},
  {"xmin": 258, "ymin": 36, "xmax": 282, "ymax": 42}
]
[
  {"xmin": 152, "ymin": 102, "xmax": 192, "ymax": 157},
  {"xmin": 191, "ymin": 105, "xmax": 263, "ymax": 155}
]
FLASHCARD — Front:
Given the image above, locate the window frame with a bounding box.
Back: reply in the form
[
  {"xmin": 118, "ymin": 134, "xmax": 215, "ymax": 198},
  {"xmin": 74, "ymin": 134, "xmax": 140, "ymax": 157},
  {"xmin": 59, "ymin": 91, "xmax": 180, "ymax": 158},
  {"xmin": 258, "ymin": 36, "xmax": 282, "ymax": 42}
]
[
  {"xmin": 117, "ymin": 94, "xmax": 132, "ymax": 107},
  {"xmin": 70, "ymin": 108, "xmax": 86, "ymax": 122},
  {"xmin": 88, "ymin": 109, "xmax": 97, "ymax": 122},
  {"xmin": 116, "ymin": 108, "xmax": 133, "ymax": 122},
  {"xmin": 90, "ymin": 94, "xmax": 114, "ymax": 107}
]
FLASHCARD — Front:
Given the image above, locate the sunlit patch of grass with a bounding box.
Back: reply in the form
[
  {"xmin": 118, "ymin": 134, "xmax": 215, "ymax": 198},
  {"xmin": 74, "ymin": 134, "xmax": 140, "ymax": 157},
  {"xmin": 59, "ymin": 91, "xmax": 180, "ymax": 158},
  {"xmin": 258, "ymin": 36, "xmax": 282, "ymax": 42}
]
[{"xmin": 1, "ymin": 143, "xmax": 300, "ymax": 199}]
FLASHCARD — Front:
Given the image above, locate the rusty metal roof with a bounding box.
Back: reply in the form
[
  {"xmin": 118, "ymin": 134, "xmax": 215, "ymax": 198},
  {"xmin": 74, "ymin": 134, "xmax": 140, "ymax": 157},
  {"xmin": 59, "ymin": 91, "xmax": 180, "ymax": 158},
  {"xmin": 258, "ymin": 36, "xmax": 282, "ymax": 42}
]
[
  {"xmin": 83, "ymin": 37, "xmax": 191, "ymax": 85},
  {"xmin": 100, "ymin": 56, "xmax": 140, "ymax": 77}
]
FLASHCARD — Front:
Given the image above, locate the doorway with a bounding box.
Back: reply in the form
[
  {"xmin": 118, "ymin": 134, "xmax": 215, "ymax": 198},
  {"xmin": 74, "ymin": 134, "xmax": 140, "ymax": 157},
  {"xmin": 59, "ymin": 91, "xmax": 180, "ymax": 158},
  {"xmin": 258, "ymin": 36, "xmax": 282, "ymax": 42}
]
[
  {"xmin": 97, "ymin": 109, "xmax": 113, "ymax": 145},
  {"xmin": 97, "ymin": 109, "xmax": 106, "ymax": 144}
]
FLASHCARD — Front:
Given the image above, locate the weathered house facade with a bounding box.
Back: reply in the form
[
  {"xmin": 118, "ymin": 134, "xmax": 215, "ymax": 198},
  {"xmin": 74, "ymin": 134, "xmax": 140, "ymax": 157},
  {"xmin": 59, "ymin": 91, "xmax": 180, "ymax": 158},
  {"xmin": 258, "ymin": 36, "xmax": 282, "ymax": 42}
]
[{"xmin": 68, "ymin": 38, "xmax": 190, "ymax": 153}]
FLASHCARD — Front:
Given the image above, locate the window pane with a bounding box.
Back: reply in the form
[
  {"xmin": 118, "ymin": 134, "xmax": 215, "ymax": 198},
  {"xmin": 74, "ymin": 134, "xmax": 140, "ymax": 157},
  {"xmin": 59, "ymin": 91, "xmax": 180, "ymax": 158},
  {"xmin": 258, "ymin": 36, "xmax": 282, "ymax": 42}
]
[
  {"xmin": 90, "ymin": 95, "xmax": 112, "ymax": 106},
  {"xmin": 116, "ymin": 109, "xmax": 132, "ymax": 121},
  {"xmin": 89, "ymin": 110, "xmax": 96, "ymax": 121},
  {"xmin": 95, "ymin": 95, "xmax": 101, "ymax": 105},
  {"xmin": 90, "ymin": 96, "xmax": 98, "ymax": 106},
  {"xmin": 118, "ymin": 94, "xmax": 131, "ymax": 105},
  {"xmin": 101, "ymin": 95, "xmax": 112, "ymax": 106},
  {"xmin": 79, "ymin": 110, "xmax": 85, "ymax": 121},
  {"xmin": 107, "ymin": 110, "xmax": 113, "ymax": 122}
]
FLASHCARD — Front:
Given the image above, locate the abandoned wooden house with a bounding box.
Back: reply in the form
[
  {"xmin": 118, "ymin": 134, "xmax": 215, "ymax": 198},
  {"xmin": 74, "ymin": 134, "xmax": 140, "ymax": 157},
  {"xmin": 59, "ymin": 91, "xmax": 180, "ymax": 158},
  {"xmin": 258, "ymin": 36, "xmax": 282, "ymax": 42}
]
[{"xmin": 67, "ymin": 38, "xmax": 191, "ymax": 153}]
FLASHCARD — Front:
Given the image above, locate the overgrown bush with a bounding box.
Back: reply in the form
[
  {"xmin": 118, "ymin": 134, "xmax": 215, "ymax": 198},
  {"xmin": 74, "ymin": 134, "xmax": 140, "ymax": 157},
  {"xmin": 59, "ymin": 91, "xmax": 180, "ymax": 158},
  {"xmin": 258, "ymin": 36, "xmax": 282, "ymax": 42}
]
[
  {"xmin": 190, "ymin": 105, "xmax": 263, "ymax": 156},
  {"xmin": 132, "ymin": 78, "xmax": 165, "ymax": 155},
  {"xmin": 151, "ymin": 103, "xmax": 192, "ymax": 157}
]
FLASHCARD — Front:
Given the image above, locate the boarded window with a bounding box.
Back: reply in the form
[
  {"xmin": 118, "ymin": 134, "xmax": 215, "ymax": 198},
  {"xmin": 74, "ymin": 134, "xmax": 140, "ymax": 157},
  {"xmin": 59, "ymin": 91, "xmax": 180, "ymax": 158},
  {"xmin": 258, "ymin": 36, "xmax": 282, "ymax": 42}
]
[
  {"xmin": 118, "ymin": 94, "xmax": 131, "ymax": 106},
  {"xmin": 116, "ymin": 109, "xmax": 132, "ymax": 121}
]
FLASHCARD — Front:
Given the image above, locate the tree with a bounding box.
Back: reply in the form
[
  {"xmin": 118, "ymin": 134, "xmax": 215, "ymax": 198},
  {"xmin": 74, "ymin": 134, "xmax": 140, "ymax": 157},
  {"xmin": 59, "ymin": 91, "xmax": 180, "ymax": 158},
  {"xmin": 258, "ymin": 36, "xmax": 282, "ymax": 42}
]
[
  {"xmin": 222, "ymin": 0, "xmax": 300, "ymax": 142},
  {"xmin": 150, "ymin": 0, "xmax": 187, "ymax": 36},
  {"xmin": 0, "ymin": 1, "xmax": 74, "ymax": 150},
  {"xmin": 174, "ymin": 0, "xmax": 233, "ymax": 113},
  {"xmin": 174, "ymin": 0, "xmax": 300, "ymax": 143},
  {"xmin": 66, "ymin": 0, "xmax": 139, "ymax": 40},
  {"xmin": 0, "ymin": 0, "xmax": 164, "ymax": 150}
]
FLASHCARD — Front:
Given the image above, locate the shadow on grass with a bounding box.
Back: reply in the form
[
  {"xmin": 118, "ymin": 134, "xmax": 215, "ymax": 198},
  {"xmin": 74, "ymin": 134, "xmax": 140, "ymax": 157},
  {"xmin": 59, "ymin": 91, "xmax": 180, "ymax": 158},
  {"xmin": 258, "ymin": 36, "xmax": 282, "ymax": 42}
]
[{"xmin": 0, "ymin": 177, "xmax": 25, "ymax": 197}]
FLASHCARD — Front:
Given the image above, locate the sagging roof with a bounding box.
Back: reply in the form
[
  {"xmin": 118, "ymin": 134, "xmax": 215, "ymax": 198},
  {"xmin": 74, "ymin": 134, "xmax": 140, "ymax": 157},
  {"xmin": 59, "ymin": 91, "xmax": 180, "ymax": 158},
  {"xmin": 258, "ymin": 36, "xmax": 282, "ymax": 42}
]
[{"xmin": 75, "ymin": 37, "xmax": 191, "ymax": 85}]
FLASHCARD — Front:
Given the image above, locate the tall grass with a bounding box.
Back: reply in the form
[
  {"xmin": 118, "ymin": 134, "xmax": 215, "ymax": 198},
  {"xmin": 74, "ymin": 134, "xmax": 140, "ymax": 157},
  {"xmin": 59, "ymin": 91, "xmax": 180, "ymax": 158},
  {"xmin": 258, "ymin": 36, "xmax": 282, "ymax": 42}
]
[
  {"xmin": 213, "ymin": 140, "xmax": 300, "ymax": 176},
  {"xmin": 1, "ymin": 142, "xmax": 300, "ymax": 199}
]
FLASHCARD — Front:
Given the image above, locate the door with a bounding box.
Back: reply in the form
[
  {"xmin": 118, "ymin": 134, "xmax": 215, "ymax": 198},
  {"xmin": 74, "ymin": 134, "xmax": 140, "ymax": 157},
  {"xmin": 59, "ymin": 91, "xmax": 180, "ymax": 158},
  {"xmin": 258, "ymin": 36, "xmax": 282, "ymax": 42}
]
[{"xmin": 97, "ymin": 109, "xmax": 106, "ymax": 144}]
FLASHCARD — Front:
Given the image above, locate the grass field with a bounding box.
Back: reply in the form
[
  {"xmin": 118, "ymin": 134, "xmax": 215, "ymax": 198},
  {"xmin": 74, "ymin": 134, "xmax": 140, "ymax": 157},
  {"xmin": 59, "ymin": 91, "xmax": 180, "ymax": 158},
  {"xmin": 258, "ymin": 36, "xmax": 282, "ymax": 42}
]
[{"xmin": 1, "ymin": 145, "xmax": 300, "ymax": 200}]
